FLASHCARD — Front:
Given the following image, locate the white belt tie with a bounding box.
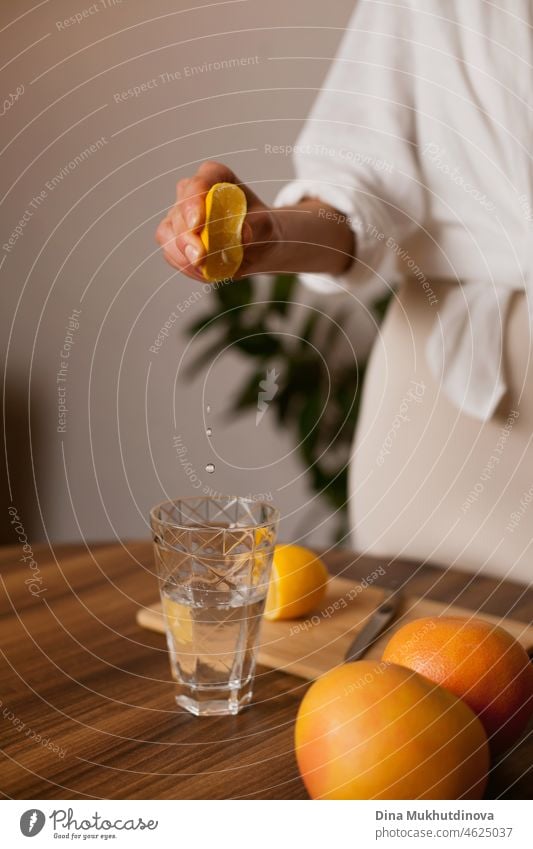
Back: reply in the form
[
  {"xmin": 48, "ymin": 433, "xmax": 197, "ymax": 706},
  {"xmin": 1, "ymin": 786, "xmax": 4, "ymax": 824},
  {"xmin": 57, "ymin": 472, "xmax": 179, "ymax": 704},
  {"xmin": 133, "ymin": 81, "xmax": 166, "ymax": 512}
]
[{"xmin": 426, "ymin": 280, "xmax": 518, "ymax": 421}]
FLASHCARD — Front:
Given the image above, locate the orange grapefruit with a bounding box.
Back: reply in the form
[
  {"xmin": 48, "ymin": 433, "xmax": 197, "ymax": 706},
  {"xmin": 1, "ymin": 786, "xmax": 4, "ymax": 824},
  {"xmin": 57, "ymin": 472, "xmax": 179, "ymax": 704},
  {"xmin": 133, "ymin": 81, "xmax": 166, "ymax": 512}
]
[
  {"xmin": 382, "ymin": 616, "xmax": 533, "ymax": 753},
  {"xmin": 295, "ymin": 661, "xmax": 489, "ymax": 799}
]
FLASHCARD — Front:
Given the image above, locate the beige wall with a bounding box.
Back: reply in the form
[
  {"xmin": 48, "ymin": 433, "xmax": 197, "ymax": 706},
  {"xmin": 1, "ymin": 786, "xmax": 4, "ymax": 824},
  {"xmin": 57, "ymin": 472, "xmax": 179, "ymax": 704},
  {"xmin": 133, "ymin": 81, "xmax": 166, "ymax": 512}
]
[{"xmin": 1, "ymin": 0, "xmax": 360, "ymax": 546}]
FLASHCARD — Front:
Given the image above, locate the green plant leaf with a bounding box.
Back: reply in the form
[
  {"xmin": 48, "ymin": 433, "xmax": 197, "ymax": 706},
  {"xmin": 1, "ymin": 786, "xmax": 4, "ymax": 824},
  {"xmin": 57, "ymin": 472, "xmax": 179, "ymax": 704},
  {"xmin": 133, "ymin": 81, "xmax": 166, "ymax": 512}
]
[
  {"xmin": 213, "ymin": 278, "xmax": 253, "ymax": 311},
  {"xmin": 232, "ymin": 370, "xmax": 265, "ymax": 411},
  {"xmin": 186, "ymin": 312, "xmax": 219, "ymax": 336},
  {"xmin": 269, "ymin": 274, "xmax": 298, "ymax": 315},
  {"xmin": 372, "ymin": 290, "xmax": 393, "ymax": 323},
  {"xmin": 229, "ymin": 328, "xmax": 281, "ymax": 357},
  {"xmin": 183, "ymin": 270, "xmax": 389, "ymax": 544},
  {"xmin": 298, "ymin": 311, "xmax": 320, "ymax": 349},
  {"xmin": 182, "ymin": 337, "xmax": 226, "ymax": 377}
]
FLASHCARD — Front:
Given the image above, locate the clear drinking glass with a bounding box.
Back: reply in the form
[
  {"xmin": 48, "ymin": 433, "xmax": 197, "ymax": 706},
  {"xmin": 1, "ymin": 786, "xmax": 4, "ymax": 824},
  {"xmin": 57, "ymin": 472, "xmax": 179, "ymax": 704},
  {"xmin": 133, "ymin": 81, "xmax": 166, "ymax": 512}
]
[{"xmin": 150, "ymin": 495, "xmax": 279, "ymax": 716}]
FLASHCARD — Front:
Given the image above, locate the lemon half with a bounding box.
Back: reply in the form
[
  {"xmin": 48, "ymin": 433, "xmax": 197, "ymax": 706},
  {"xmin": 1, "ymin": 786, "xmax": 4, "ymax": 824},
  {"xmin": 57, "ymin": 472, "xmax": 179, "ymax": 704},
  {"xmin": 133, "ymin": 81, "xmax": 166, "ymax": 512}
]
[{"xmin": 264, "ymin": 544, "xmax": 329, "ymax": 621}]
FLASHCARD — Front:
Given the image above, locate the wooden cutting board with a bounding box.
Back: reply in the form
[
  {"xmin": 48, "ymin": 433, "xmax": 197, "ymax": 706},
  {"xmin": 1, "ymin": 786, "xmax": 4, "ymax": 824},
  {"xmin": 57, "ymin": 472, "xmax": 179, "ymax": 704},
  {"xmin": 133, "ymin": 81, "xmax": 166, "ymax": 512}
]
[{"xmin": 136, "ymin": 577, "xmax": 533, "ymax": 680}]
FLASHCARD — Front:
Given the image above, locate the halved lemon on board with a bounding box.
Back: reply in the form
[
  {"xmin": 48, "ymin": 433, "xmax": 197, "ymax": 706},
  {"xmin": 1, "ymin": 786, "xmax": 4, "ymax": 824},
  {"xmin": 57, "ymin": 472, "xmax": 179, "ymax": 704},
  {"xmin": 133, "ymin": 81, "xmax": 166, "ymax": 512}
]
[
  {"xmin": 200, "ymin": 182, "xmax": 247, "ymax": 281},
  {"xmin": 264, "ymin": 544, "xmax": 329, "ymax": 621}
]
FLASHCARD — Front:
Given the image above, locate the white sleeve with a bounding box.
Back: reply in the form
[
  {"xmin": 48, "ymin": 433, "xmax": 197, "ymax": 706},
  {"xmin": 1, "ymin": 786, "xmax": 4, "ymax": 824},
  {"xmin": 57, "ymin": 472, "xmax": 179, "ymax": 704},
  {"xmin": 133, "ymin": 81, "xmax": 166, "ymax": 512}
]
[{"xmin": 275, "ymin": 0, "xmax": 425, "ymax": 297}]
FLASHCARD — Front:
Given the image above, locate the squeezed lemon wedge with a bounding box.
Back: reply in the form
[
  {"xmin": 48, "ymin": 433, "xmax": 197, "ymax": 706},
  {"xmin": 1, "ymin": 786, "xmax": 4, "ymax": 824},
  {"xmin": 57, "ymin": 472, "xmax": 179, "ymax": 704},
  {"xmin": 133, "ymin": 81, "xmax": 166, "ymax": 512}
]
[{"xmin": 200, "ymin": 182, "xmax": 247, "ymax": 281}]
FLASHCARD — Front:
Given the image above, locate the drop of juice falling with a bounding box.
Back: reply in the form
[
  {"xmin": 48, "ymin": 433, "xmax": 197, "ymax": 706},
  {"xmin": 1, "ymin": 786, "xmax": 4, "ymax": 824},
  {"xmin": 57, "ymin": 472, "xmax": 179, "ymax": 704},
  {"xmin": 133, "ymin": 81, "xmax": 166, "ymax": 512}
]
[
  {"xmin": 206, "ymin": 427, "xmax": 212, "ymax": 437},
  {"xmin": 205, "ymin": 463, "xmax": 215, "ymax": 474},
  {"xmin": 206, "ymin": 404, "xmax": 211, "ymax": 414}
]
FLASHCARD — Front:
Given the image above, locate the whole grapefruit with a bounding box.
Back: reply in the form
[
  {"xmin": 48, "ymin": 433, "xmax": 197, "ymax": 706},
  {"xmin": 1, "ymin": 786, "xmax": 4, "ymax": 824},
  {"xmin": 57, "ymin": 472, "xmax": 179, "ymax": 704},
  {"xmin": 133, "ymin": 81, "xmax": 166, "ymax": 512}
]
[
  {"xmin": 382, "ymin": 617, "xmax": 533, "ymax": 753},
  {"xmin": 295, "ymin": 661, "xmax": 489, "ymax": 799}
]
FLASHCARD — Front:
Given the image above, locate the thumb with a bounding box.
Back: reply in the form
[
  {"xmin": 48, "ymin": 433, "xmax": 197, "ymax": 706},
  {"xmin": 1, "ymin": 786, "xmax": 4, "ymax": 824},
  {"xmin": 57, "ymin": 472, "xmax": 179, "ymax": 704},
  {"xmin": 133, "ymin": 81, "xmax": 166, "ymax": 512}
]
[{"xmin": 196, "ymin": 160, "xmax": 263, "ymax": 209}]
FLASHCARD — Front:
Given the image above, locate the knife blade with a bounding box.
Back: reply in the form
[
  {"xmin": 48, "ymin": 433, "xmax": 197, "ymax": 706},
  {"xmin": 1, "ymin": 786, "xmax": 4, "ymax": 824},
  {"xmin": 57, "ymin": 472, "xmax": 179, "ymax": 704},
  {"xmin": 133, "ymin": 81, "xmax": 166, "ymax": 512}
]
[{"xmin": 344, "ymin": 588, "xmax": 403, "ymax": 662}]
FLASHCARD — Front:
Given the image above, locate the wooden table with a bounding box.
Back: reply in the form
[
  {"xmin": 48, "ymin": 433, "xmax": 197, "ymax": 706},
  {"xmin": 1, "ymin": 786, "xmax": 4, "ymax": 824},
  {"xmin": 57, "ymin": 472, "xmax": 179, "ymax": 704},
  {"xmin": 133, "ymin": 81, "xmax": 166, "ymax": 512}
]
[{"xmin": 1, "ymin": 541, "xmax": 532, "ymax": 799}]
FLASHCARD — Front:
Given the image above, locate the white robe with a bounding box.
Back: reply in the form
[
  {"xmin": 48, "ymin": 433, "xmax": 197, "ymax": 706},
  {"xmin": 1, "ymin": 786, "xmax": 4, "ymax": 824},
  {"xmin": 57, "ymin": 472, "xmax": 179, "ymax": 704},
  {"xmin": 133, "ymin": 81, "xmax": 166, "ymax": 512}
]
[{"xmin": 276, "ymin": 0, "xmax": 533, "ymax": 421}]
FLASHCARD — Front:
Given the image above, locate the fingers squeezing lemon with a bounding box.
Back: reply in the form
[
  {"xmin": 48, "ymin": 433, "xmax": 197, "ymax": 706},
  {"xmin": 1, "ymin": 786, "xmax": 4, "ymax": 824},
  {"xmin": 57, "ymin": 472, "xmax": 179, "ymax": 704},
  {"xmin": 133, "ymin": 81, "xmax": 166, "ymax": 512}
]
[{"xmin": 200, "ymin": 182, "xmax": 247, "ymax": 282}]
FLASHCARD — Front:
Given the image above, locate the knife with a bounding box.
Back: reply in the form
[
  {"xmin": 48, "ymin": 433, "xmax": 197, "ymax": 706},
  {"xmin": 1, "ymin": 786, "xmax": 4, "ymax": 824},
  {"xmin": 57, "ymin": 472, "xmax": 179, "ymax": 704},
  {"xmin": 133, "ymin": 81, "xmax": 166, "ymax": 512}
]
[{"xmin": 344, "ymin": 588, "xmax": 403, "ymax": 662}]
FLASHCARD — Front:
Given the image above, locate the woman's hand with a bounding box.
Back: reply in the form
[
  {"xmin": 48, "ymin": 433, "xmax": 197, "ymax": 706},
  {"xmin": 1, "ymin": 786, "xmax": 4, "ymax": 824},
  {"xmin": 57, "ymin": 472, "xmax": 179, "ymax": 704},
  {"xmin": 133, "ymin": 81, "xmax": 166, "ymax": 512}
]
[
  {"xmin": 155, "ymin": 159, "xmax": 356, "ymax": 279},
  {"xmin": 155, "ymin": 160, "xmax": 282, "ymax": 281}
]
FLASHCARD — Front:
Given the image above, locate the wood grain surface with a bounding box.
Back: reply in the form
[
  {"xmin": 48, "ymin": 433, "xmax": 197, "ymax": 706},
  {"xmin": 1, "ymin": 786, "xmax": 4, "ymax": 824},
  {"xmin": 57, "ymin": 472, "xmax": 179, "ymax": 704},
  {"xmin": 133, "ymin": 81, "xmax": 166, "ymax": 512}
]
[
  {"xmin": 138, "ymin": 577, "xmax": 533, "ymax": 680},
  {"xmin": 1, "ymin": 541, "xmax": 532, "ymax": 799}
]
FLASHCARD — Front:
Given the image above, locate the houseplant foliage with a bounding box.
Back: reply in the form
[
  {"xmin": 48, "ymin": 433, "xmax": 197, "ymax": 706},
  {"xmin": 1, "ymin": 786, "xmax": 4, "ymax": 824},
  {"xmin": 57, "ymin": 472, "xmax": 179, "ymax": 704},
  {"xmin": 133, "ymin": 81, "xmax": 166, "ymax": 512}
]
[{"xmin": 185, "ymin": 274, "xmax": 390, "ymax": 540}]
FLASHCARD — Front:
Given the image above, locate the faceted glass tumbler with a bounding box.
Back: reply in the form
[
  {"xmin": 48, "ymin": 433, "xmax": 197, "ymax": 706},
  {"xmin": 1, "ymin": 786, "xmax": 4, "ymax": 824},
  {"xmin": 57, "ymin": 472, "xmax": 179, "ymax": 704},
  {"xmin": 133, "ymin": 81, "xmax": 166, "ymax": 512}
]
[{"xmin": 150, "ymin": 496, "xmax": 279, "ymax": 716}]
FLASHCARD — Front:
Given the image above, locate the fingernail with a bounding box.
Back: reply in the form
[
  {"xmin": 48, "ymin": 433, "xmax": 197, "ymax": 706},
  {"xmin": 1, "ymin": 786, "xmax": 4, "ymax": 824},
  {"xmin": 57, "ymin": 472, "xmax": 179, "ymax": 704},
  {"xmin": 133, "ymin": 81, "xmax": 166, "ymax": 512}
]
[
  {"xmin": 185, "ymin": 244, "xmax": 200, "ymax": 265},
  {"xmin": 186, "ymin": 208, "xmax": 199, "ymax": 229}
]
